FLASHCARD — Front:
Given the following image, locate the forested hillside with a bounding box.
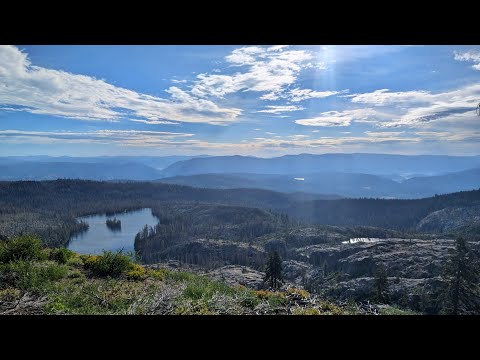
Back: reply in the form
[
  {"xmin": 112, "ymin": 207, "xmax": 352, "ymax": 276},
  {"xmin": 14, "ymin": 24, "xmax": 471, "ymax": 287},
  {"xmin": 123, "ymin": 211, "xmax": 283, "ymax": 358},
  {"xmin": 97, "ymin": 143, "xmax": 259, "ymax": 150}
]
[{"xmin": 1, "ymin": 180, "xmax": 480, "ymax": 248}]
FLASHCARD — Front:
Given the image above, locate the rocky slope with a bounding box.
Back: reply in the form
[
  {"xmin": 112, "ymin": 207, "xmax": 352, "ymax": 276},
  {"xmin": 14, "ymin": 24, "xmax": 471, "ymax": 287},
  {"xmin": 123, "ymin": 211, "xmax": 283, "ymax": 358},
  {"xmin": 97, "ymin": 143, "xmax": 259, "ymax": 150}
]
[
  {"xmin": 150, "ymin": 238, "xmax": 479, "ymax": 313},
  {"xmin": 285, "ymin": 238, "xmax": 480, "ymax": 312},
  {"xmin": 416, "ymin": 205, "xmax": 480, "ymax": 232}
]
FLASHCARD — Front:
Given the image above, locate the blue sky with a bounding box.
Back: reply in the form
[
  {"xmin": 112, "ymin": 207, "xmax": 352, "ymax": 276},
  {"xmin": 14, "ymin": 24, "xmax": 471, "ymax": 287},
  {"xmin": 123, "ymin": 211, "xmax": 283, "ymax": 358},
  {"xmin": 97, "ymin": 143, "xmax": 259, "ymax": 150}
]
[{"xmin": 0, "ymin": 45, "xmax": 479, "ymax": 157}]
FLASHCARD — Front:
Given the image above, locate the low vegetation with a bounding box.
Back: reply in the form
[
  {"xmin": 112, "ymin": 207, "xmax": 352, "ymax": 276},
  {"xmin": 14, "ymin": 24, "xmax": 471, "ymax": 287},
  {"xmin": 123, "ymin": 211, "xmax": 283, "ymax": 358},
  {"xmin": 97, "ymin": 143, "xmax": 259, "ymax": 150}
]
[{"xmin": 0, "ymin": 235, "xmax": 419, "ymax": 315}]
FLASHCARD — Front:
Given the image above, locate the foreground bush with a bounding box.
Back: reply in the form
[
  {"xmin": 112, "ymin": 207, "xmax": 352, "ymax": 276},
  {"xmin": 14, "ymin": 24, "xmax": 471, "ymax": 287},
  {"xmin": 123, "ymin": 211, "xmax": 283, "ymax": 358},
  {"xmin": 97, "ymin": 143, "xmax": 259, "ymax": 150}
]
[
  {"xmin": 3, "ymin": 260, "xmax": 69, "ymax": 293},
  {"xmin": 50, "ymin": 248, "xmax": 75, "ymax": 264},
  {"xmin": 84, "ymin": 251, "xmax": 132, "ymax": 278},
  {"xmin": 0, "ymin": 236, "xmax": 45, "ymax": 263}
]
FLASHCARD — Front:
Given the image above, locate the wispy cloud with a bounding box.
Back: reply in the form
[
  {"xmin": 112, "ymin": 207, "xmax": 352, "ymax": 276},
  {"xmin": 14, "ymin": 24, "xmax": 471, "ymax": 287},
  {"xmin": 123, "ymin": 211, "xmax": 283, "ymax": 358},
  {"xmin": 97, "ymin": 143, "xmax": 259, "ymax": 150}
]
[
  {"xmin": 295, "ymin": 109, "xmax": 381, "ymax": 127},
  {"xmin": 348, "ymin": 89, "xmax": 432, "ymax": 106},
  {"xmin": 130, "ymin": 119, "xmax": 179, "ymax": 125},
  {"xmin": 4, "ymin": 128, "xmax": 478, "ymax": 156},
  {"xmin": 454, "ymin": 49, "xmax": 480, "ymax": 71},
  {"xmin": 0, "ymin": 45, "xmax": 241, "ymax": 125},
  {"xmin": 365, "ymin": 130, "xmax": 405, "ymax": 137},
  {"xmin": 256, "ymin": 105, "xmax": 304, "ymax": 114},
  {"xmin": 191, "ymin": 45, "xmax": 326, "ymax": 103},
  {"xmin": 286, "ymin": 88, "xmax": 343, "ymax": 102},
  {"xmin": 0, "ymin": 129, "xmax": 194, "ymax": 147},
  {"xmin": 346, "ymin": 84, "xmax": 480, "ymax": 128}
]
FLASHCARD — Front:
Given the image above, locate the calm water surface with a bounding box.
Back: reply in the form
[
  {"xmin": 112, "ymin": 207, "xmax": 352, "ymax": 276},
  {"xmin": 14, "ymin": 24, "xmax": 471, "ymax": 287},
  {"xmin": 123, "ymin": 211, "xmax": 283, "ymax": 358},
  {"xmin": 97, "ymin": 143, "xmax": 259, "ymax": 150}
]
[{"xmin": 68, "ymin": 208, "xmax": 158, "ymax": 254}]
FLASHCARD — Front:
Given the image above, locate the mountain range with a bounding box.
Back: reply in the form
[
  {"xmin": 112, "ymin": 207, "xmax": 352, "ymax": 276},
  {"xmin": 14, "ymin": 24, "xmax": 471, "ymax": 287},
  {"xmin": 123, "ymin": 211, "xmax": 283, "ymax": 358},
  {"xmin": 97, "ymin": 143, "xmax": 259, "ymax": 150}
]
[
  {"xmin": 1, "ymin": 153, "xmax": 479, "ymax": 199},
  {"xmin": 158, "ymin": 153, "xmax": 480, "ymax": 178}
]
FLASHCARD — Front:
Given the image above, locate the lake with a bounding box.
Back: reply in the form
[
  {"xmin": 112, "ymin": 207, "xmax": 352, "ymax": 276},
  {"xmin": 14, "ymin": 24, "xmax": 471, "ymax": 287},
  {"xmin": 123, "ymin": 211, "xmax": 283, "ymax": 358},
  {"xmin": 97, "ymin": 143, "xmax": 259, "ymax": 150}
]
[{"xmin": 68, "ymin": 208, "xmax": 159, "ymax": 255}]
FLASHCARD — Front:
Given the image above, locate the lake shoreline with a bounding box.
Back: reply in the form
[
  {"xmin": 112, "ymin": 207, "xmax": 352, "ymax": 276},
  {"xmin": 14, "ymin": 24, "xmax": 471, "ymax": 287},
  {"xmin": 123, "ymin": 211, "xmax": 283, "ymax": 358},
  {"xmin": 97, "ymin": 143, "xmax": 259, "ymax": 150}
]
[{"xmin": 67, "ymin": 208, "xmax": 159, "ymax": 255}]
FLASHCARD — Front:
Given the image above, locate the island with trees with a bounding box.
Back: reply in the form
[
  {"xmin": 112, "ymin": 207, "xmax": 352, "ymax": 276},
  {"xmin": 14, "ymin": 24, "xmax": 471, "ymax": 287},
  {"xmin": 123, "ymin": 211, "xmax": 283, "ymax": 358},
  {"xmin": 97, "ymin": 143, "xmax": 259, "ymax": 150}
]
[{"xmin": 106, "ymin": 217, "xmax": 121, "ymax": 230}]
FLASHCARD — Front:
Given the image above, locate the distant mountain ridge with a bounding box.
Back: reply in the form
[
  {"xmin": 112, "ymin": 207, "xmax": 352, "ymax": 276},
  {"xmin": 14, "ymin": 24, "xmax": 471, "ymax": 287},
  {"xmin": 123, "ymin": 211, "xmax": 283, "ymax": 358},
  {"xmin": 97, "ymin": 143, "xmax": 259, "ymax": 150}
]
[
  {"xmin": 0, "ymin": 155, "xmax": 210, "ymax": 170},
  {"xmin": 157, "ymin": 169, "xmax": 480, "ymax": 199},
  {"xmin": 0, "ymin": 161, "xmax": 163, "ymax": 181},
  {"xmin": 1, "ymin": 153, "xmax": 480, "ymax": 198},
  {"xmin": 159, "ymin": 153, "xmax": 480, "ymax": 177},
  {"xmin": 156, "ymin": 173, "xmax": 392, "ymax": 198}
]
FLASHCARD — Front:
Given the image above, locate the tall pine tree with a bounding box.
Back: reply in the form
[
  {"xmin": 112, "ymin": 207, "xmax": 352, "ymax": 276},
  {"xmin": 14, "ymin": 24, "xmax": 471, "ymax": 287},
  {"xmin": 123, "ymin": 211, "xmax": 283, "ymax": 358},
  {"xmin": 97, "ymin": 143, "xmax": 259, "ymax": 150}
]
[
  {"xmin": 373, "ymin": 262, "xmax": 389, "ymax": 303},
  {"xmin": 264, "ymin": 251, "xmax": 283, "ymax": 289},
  {"xmin": 442, "ymin": 237, "xmax": 479, "ymax": 314}
]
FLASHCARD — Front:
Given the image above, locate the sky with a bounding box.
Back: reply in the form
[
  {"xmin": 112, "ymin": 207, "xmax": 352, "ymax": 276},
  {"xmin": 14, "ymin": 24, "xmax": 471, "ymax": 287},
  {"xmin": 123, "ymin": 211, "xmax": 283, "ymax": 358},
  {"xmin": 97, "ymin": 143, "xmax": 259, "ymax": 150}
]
[{"xmin": 0, "ymin": 45, "xmax": 479, "ymax": 157}]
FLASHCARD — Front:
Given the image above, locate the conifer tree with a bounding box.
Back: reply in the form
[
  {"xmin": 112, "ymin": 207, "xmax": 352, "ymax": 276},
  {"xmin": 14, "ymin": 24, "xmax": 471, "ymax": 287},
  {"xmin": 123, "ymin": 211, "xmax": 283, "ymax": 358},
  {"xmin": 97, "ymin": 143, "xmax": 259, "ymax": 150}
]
[
  {"xmin": 374, "ymin": 262, "xmax": 389, "ymax": 303},
  {"xmin": 442, "ymin": 237, "xmax": 479, "ymax": 314},
  {"xmin": 264, "ymin": 251, "xmax": 283, "ymax": 289}
]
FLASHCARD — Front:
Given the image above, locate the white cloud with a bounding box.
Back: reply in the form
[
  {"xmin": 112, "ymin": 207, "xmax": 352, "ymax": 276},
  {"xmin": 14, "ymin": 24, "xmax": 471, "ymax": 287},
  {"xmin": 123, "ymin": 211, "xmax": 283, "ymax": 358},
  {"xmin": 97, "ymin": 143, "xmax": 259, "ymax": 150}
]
[
  {"xmin": 0, "ymin": 45, "xmax": 241, "ymax": 125},
  {"xmin": 346, "ymin": 84, "xmax": 480, "ymax": 128},
  {"xmin": 6, "ymin": 128, "xmax": 476, "ymax": 155},
  {"xmin": 413, "ymin": 130, "xmax": 480, "ymax": 142},
  {"xmin": 295, "ymin": 108, "xmax": 381, "ymax": 127},
  {"xmin": 259, "ymin": 92, "xmax": 281, "ymax": 101},
  {"xmin": 191, "ymin": 45, "xmax": 316, "ymax": 99},
  {"xmin": 171, "ymin": 79, "xmax": 187, "ymax": 84},
  {"xmin": 256, "ymin": 105, "xmax": 304, "ymax": 114},
  {"xmin": 454, "ymin": 49, "xmax": 480, "ymax": 71},
  {"xmin": 286, "ymin": 88, "xmax": 342, "ymax": 102},
  {"xmin": 0, "ymin": 129, "xmax": 194, "ymax": 147},
  {"xmin": 348, "ymin": 89, "xmax": 432, "ymax": 106},
  {"xmin": 365, "ymin": 130, "xmax": 405, "ymax": 137},
  {"xmin": 130, "ymin": 119, "xmax": 179, "ymax": 125},
  {"xmin": 268, "ymin": 45, "xmax": 289, "ymax": 52}
]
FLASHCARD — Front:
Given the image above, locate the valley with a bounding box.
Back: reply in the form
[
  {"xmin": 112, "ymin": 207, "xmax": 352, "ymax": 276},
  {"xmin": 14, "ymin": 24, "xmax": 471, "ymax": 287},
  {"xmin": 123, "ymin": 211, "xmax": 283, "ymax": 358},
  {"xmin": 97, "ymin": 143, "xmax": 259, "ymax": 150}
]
[
  {"xmin": 2, "ymin": 154, "xmax": 480, "ymax": 199},
  {"xmin": 1, "ymin": 177, "xmax": 480, "ymax": 314}
]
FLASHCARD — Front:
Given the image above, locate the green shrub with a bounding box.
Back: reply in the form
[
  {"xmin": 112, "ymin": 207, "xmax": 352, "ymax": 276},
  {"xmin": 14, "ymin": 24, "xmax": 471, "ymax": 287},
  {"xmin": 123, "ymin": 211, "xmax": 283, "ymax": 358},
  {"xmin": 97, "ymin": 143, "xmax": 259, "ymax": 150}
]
[
  {"xmin": 66, "ymin": 255, "xmax": 84, "ymax": 267},
  {"xmin": 254, "ymin": 290, "xmax": 286, "ymax": 308},
  {"xmin": 378, "ymin": 305, "xmax": 417, "ymax": 315},
  {"xmin": 126, "ymin": 263, "xmax": 147, "ymax": 280},
  {"xmin": 267, "ymin": 293, "xmax": 287, "ymax": 308},
  {"xmin": 0, "ymin": 288, "xmax": 21, "ymax": 302},
  {"xmin": 5, "ymin": 260, "xmax": 69, "ymax": 292},
  {"xmin": 148, "ymin": 268, "xmax": 169, "ymax": 280},
  {"xmin": 0, "ymin": 236, "xmax": 44, "ymax": 263},
  {"xmin": 50, "ymin": 248, "xmax": 75, "ymax": 264},
  {"xmin": 317, "ymin": 300, "xmax": 345, "ymax": 315},
  {"xmin": 166, "ymin": 271, "xmax": 195, "ymax": 282},
  {"xmin": 182, "ymin": 276, "xmax": 234, "ymax": 301},
  {"xmin": 84, "ymin": 251, "xmax": 132, "ymax": 278},
  {"xmin": 236, "ymin": 288, "xmax": 261, "ymax": 308},
  {"xmin": 174, "ymin": 299, "xmax": 214, "ymax": 315},
  {"xmin": 285, "ymin": 287, "xmax": 310, "ymax": 299},
  {"xmin": 292, "ymin": 307, "xmax": 321, "ymax": 315}
]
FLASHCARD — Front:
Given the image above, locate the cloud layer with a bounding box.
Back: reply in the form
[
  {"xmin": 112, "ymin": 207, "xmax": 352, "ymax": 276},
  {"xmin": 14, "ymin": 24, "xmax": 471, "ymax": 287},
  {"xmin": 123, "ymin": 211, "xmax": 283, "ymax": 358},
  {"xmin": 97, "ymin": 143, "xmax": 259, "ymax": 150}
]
[
  {"xmin": 0, "ymin": 45, "xmax": 241, "ymax": 125},
  {"xmin": 191, "ymin": 46, "xmax": 338, "ymax": 103},
  {"xmin": 2, "ymin": 45, "xmax": 480, "ymax": 156},
  {"xmin": 295, "ymin": 109, "xmax": 381, "ymax": 127},
  {"xmin": 454, "ymin": 50, "xmax": 480, "ymax": 71}
]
